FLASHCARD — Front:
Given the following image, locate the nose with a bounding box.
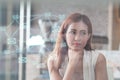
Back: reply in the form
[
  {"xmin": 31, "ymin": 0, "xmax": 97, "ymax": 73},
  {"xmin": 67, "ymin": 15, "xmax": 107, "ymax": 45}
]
[{"xmin": 75, "ymin": 34, "xmax": 81, "ymax": 41}]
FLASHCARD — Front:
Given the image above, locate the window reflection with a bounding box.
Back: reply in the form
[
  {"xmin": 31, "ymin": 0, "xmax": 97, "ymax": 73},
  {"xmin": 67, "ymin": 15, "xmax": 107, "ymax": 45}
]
[
  {"xmin": 0, "ymin": 0, "xmax": 19, "ymax": 80},
  {"xmin": 0, "ymin": 0, "xmax": 120, "ymax": 80}
]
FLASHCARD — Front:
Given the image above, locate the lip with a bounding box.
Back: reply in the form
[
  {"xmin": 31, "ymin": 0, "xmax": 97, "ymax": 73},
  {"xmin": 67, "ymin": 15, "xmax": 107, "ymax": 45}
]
[{"xmin": 73, "ymin": 42, "xmax": 81, "ymax": 46}]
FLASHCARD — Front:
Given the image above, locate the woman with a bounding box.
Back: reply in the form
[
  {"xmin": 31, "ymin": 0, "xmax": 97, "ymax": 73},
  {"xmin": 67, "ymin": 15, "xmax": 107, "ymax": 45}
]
[{"xmin": 47, "ymin": 12, "xmax": 108, "ymax": 80}]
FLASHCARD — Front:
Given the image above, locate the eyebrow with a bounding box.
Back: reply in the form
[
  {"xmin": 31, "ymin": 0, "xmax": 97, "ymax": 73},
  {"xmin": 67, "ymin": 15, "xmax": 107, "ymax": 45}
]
[
  {"xmin": 70, "ymin": 29, "xmax": 77, "ymax": 31},
  {"xmin": 70, "ymin": 29, "xmax": 87, "ymax": 32}
]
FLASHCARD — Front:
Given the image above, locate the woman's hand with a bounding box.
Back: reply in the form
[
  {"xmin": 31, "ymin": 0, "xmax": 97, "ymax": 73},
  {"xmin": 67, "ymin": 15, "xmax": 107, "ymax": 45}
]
[
  {"xmin": 68, "ymin": 49, "xmax": 83, "ymax": 68},
  {"xmin": 62, "ymin": 49, "xmax": 83, "ymax": 80}
]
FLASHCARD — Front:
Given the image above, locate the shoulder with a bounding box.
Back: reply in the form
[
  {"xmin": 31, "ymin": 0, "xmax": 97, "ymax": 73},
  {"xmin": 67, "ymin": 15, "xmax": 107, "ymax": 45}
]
[
  {"xmin": 96, "ymin": 53, "xmax": 106, "ymax": 65},
  {"xmin": 47, "ymin": 51, "xmax": 65, "ymax": 65},
  {"xmin": 90, "ymin": 50, "xmax": 106, "ymax": 63},
  {"xmin": 94, "ymin": 53, "xmax": 108, "ymax": 80},
  {"xmin": 89, "ymin": 50, "xmax": 107, "ymax": 68},
  {"xmin": 95, "ymin": 52, "xmax": 107, "ymax": 70}
]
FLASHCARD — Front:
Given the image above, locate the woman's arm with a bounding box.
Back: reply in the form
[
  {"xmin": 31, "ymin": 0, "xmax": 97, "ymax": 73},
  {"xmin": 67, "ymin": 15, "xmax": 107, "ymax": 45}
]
[
  {"xmin": 95, "ymin": 53, "xmax": 108, "ymax": 80},
  {"xmin": 63, "ymin": 61, "xmax": 76, "ymax": 80},
  {"xmin": 47, "ymin": 55, "xmax": 76, "ymax": 80},
  {"xmin": 47, "ymin": 55, "xmax": 62, "ymax": 80}
]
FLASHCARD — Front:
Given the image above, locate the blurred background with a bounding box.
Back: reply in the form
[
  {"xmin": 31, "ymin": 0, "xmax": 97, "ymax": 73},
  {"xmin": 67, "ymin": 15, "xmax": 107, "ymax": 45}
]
[{"xmin": 0, "ymin": 0, "xmax": 120, "ymax": 80}]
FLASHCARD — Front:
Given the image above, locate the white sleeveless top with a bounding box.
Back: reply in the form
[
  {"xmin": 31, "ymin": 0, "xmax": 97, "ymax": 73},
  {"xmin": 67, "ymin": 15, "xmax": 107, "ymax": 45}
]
[{"xmin": 59, "ymin": 50, "xmax": 100, "ymax": 80}]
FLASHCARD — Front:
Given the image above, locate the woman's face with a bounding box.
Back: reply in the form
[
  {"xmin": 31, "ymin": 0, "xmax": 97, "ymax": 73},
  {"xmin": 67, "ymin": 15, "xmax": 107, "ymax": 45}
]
[{"xmin": 65, "ymin": 21, "xmax": 90, "ymax": 51}]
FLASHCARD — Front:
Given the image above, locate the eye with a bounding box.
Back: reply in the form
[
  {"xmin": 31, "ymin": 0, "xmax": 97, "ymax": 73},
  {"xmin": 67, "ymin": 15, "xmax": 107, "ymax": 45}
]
[
  {"xmin": 80, "ymin": 31, "xmax": 87, "ymax": 36},
  {"xmin": 70, "ymin": 31, "xmax": 76, "ymax": 34}
]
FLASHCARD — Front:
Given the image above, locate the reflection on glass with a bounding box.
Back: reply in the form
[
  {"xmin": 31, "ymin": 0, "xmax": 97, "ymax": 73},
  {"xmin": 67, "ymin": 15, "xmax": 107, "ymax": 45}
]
[{"xmin": 0, "ymin": 0, "xmax": 19, "ymax": 80}]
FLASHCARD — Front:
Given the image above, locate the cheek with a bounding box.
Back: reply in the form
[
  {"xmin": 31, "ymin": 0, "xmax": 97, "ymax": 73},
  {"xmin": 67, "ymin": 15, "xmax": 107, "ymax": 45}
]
[
  {"xmin": 65, "ymin": 34, "xmax": 74, "ymax": 44},
  {"xmin": 81, "ymin": 37, "xmax": 89, "ymax": 46},
  {"xmin": 81, "ymin": 39, "xmax": 87, "ymax": 44}
]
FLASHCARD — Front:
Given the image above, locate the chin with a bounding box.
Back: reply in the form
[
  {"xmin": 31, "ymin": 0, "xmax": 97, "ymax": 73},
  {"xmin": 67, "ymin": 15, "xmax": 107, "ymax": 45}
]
[{"xmin": 72, "ymin": 47, "xmax": 83, "ymax": 51}]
